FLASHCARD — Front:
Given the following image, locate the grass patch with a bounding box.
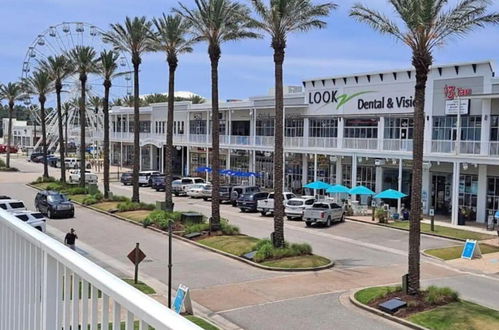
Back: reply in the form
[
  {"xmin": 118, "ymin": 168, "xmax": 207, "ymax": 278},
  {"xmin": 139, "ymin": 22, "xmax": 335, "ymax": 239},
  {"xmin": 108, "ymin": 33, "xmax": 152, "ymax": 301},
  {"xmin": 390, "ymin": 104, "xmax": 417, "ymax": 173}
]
[
  {"xmin": 122, "ymin": 279, "xmax": 156, "ymax": 295},
  {"xmin": 384, "ymin": 221, "xmax": 495, "ymax": 241},
  {"xmin": 260, "ymin": 255, "xmax": 331, "ymax": 268},
  {"xmin": 93, "ymin": 201, "xmax": 121, "ymax": 211},
  {"xmin": 69, "ymin": 194, "xmax": 88, "ymax": 204},
  {"xmin": 408, "ymin": 300, "xmax": 499, "ymax": 330},
  {"xmin": 198, "ymin": 235, "xmax": 259, "ymax": 256},
  {"xmin": 117, "ymin": 210, "xmax": 152, "ymax": 222},
  {"xmin": 425, "ymin": 244, "xmax": 499, "ymax": 260},
  {"xmin": 185, "ymin": 315, "xmax": 219, "ymax": 330},
  {"xmin": 117, "ymin": 201, "xmax": 155, "ymax": 212},
  {"xmin": 354, "ymin": 285, "xmax": 402, "ymax": 304}
]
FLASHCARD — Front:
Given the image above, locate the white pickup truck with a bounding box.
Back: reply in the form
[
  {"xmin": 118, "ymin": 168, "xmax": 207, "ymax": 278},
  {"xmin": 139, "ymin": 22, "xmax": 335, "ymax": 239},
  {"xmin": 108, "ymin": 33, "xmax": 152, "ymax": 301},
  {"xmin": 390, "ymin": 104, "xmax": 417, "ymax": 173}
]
[
  {"xmin": 172, "ymin": 177, "xmax": 206, "ymax": 196},
  {"xmin": 68, "ymin": 169, "xmax": 98, "ymax": 185},
  {"xmin": 257, "ymin": 192, "xmax": 296, "ymax": 216},
  {"xmin": 303, "ymin": 202, "xmax": 344, "ymax": 227}
]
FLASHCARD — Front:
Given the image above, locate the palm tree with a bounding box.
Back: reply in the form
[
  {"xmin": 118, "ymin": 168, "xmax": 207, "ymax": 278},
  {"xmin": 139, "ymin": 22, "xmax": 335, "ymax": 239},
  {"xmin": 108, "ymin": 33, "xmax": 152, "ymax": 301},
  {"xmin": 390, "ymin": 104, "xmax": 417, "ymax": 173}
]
[
  {"xmin": 152, "ymin": 13, "xmax": 195, "ymax": 211},
  {"xmin": 62, "ymin": 101, "xmax": 72, "ymax": 152},
  {"xmin": 98, "ymin": 50, "xmax": 121, "ymax": 199},
  {"xmin": 0, "ymin": 82, "xmax": 24, "ymax": 169},
  {"xmin": 23, "ymin": 70, "xmax": 54, "ymax": 179},
  {"xmin": 38, "ymin": 55, "xmax": 73, "ymax": 183},
  {"xmin": 103, "ymin": 17, "xmax": 155, "ymax": 203},
  {"xmin": 250, "ymin": 0, "xmax": 335, "ymax": 247},
  {"xmin": 175, "ymin": 0, "xmax": 259, "ymax": 230},
  {"xmin": 351, "ymin": 0, "xmax": 499, "ymax": 295},
  {"xmin": 67, "ymin": 46, "xmax": 99, "ymax": 187}
]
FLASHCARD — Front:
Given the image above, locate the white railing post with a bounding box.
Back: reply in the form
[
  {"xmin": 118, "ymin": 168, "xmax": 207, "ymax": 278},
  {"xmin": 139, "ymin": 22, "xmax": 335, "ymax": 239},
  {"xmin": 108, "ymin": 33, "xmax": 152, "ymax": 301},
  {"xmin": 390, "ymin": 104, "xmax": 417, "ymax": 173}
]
[{"xmin": 42, "ymin": 252, "xmax": 58, "ymax": 330}]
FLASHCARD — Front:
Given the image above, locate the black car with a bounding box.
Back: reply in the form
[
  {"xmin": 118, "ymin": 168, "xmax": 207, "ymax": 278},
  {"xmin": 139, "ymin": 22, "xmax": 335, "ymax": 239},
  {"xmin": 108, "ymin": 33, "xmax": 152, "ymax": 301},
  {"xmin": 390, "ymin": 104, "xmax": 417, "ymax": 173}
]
[
  {"xmin": 35, "ymin": 190, "xmax": 74, "ymax": 219},
  {"xmin": 120, "ymin": 172, "xmax": 133, "ymax": 185},
  {"xmin": 237, "ymin": 192, "xmax": 269, "ymax": 212},
  {"xmin": 29, "ymin": 152, "xmax": 44, "ymax": 162},
  {"xmin": 0, "ymin": 195, "xmax": 11, "ymax": 199},
  {"xmin": 153, "ymin": 175, "xmax": 181, "ymax": 191}
]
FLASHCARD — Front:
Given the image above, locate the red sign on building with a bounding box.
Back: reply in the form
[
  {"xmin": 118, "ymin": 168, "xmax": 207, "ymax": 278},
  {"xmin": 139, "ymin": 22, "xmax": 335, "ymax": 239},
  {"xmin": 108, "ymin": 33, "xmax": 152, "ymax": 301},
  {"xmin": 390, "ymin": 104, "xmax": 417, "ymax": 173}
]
[{"xmin": 444, "ymin": 85, "xmax": 472, "ymax": 100}]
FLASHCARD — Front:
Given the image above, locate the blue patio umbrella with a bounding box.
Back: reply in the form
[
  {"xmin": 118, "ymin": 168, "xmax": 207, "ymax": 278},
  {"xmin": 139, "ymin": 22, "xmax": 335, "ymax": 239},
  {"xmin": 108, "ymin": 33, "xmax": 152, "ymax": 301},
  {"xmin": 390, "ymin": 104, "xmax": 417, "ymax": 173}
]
[
  {"xmin": 349, "ymin": 185, "xmax": 375, "ymax": 195},
  {"xmin": 196, "ymin": 166, "xmax": 212, "ymax": 173},
  {"xmin": 374, "ymin": 189, "xmax": 407, "ymax": 199},
  {"xmin": 219, "ymin": 169, "xmax": 231, "ymax": 175},
  {"xmin": 303, "ymin": 181, "xmax": 331, "ymax": 190},
  {"xmin": 326, "ymin": 184, "xmax": 350, "ymax": 194}
]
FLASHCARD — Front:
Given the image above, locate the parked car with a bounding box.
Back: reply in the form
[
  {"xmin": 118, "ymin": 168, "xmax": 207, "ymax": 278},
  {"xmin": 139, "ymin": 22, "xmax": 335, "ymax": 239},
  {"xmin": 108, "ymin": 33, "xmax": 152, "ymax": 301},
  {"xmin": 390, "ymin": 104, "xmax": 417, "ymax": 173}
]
[
  {"xmin": 303, "ymin": 202, "xmax": 344, "ymax": 227},
  {"xmin": 187, "ymin": 183, "xmax": 212, "ymax": 198},
  {"xmin": 0, "ymin": 195, "xmax": 11, "ymax": 199},
  {"xmin": 35, "ymin": 190, "xmax": 74, "ymax": 219},
  {"xmin": 47, "ymin": 156, "xmax": 59, "ymax": 167},
  {"xmin": 120, "ymin": 172, "xmax": 133, "ymax": 185},
  {"xmin": 285, "ymin": 196, "xmax": 316, "ymax": 220},
  {"xmin": 202, "ymin": 185, "xmax": 233, "ymax": 202},
  {"xmin": 0, "ymin": 199, "xmax": 27, "ymax": 213},
  {"xmin": 230, "ymin": 185, "xmax": 260, "ymax": 206},
  {"xmin": 237, "ymin": 192, "xmax": 269, "ymax": 212},
  {"xmin": 32, "ymin": 155, "xmax": 46, "ymax": 163},
  {"xmin": 172, "ymin": 177, "xmax": 206, "ymax": 196},
  {"xmin": 0, "ymin": 144, "xmax": 18, "ymax": 153},
  {"xmin": 68, "ymin": 169, "xmax": 98, "ymax": 184},
  {"xmin": 12, "ymin": 211, "xmax": 46, "ymax": 232},
  {"xmin": 152, "ymin": 175, "xmax": 181, "ymax": 191},
  {"xmin": 29, "ymin": 152, "xmax": 45, "ymax": 162},
  {"xmin": 138, "ymin": 171, "xmax": 161, "ymax": 187},
  {"xmin": 61, "ymin": 157, "xmax": 80, "ymax": 169},
  {"xmin": 257, "ymin": 192, "xmax": 297, "ymax": 216}
]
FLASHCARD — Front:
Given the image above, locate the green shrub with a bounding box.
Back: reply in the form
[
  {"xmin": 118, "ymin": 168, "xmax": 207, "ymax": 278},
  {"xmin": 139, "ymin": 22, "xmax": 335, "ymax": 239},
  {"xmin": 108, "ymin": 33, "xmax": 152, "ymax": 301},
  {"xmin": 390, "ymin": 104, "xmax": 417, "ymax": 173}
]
[
  {"xmin": 117, "ymin": 201, "xmax": 155, "ymax": 212},
  {"xmin": 64, "ymin": 187, "xmax": 88, "ymax": 195},
  {"xmin": 220, "ymin": 219, "xmax": 240, "ymax": 235},
  {"xmin": 142, "ymin": 218, "xmax": 152, "ymax": 228},
  {"xmin": 254, "ymin": 240, "xmax": 274, "ymax": 262},
  {"xmin": 81, "ymin": 193, "xmax": 103, "ymax": 206},
  {"xmin": 110, "ymin": 195, "xmax": 129, "ymax": 202},
  {"xmin": 425, "ymin": 286, "xmax": 459, "ymax": 305},
  {"xmin": 253, "ymin": 239, "xmax": 313, "ymax": 262},
  {"xmin": 184, "ymin": 223, "xmax": 210, "ymax": 235},
  {"xmin": 290, "ymin": 243, "xmax": 312, "ymax": 255},
  {"xmin": 32, "ymin": 176, "xmax": 56, "ymax": 184},
  {"xmin": 0, "ymin": 158, "xmax": 5, "ymax": 167},
  {"xmin": 46, "ymin": 182, "xmax": 66, "ymax": 191}
]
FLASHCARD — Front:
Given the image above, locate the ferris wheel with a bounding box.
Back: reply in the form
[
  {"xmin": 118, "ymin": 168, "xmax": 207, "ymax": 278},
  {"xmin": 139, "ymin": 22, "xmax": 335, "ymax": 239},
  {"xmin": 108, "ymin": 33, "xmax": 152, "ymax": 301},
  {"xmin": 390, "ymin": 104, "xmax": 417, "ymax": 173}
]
[{"xmin": 21, "ymin": 21, "xmax": 132, "ymax": 151}]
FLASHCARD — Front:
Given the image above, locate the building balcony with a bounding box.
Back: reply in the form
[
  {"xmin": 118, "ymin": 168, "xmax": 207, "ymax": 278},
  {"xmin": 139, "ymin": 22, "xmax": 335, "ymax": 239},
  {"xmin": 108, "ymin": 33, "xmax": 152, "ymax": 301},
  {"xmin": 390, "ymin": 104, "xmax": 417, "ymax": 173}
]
[
  {"xmin": 343, "ymin": 138, "xmax": 378, "ymax": 150},
  {"xmin": 430, "ymin": 140, "xmax": 481, "ymax": 155},
  {"xmin": 383, "ymin": 139, "xmax": 413, "ymax": 152}
]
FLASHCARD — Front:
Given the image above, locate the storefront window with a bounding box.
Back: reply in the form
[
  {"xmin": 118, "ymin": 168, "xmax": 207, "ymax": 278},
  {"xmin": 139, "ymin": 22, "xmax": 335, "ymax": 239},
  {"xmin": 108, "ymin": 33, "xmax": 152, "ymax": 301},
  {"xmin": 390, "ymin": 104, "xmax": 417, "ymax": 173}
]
[
  {"xmin": 255, "ymin": 151, "xmax": 273, "ymax": 189},
  {"xmin": 490, "ymin": 115, "xmax": 499, "ymax": 141},
  {"xmin": 342, "ymin": 164, "xmax": 351, "ymax": 187},
  {"xmin": 459, "ymin": 174, "xmax": 478, "ymax": 221},
  {"xmin": 487, "ymin": 176, "xmax": 499, "ymax": 216},
  {"xmin": 384, "ymin": 118, "xmax": 414, "ymax": 139},
  {"xmin": 344, "ymin": 118, "xmax": 378, "ymax": 138},
  {"xmin": 285, "ymin": 153, "xmax": 303, "ymax": 193},
  {"xmin": 285, "ymin": 118, "xmax": 304, "ymax": 137},
  {"xmin": 432, "ymin": 116, "xmax": 481, "ymax": 141},
  {"xmin": 190, "ymin": 120, "xmax": 207, "ymax": 135},
  {"xmin": 307, "ymin": 155, "xmax": 336, "ymax": 184},
  {"xmin": 309, "ymin": 118, "xmax": 338, "ymax": 137},
  {"xmin": 208, "ymin": 120, "xmax": 226, "ymax": 134},
  {"xmin": 256, "ymin": 118, "xmax": 274, "ymax": 136}
]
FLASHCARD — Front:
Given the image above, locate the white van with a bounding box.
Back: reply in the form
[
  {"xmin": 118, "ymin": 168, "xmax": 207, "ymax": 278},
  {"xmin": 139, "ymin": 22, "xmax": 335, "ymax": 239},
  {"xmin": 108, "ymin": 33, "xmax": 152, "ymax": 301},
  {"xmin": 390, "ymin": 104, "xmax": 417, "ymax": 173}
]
[
  {"xmin": 138, "ymin": 171, "xmax": 161, "ymax": 186},
  {"xmin": 64, "ymin": 158, "xmax": 79, "ymax": 169}
]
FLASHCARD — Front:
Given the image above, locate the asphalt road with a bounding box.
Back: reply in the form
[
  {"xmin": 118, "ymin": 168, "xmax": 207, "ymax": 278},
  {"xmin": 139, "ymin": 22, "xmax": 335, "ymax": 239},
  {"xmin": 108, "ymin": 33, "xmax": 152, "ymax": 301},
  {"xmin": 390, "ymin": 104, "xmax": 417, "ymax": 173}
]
[{"xmin": 3, "ymin": 156, "xmax": 499, "ymax": 330}]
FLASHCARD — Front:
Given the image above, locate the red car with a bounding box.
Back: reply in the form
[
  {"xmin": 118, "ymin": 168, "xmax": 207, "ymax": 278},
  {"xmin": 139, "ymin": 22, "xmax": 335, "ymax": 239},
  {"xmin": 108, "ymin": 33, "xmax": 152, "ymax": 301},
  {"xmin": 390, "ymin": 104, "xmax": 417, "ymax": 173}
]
[{"xmin": 0, "ymin": 145, "xmax": 18, "ymax": 153}]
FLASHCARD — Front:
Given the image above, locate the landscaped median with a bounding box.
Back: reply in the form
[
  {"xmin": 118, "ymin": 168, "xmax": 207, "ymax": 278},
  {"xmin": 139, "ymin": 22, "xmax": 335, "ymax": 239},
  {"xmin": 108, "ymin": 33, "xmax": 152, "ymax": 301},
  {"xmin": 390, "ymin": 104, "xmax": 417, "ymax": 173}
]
[
  {"xmin": 28, "ymin": 178, "xmax": 332, "ymax": 271},
  {"xmin": 424, "ymin": 244, "xmax": 499, "ymax": 260},
  {"xmin": 352, "ymin": 285, "xmax": 499, "ymax": 330}
]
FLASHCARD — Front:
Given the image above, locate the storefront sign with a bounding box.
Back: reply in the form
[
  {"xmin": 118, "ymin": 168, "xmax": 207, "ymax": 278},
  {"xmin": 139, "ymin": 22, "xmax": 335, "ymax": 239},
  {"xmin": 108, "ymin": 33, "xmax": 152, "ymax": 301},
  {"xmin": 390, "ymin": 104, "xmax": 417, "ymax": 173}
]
[
  {"xmin": 173, "ymin": 284, "xmax": 193, "ymax": 314},
  {"xmin": 461, "ymin": 239, "xmax": 481, "ymax": 259},
  {"xmin": 445, "ymin": 99, "xmax": 470, "ymax": 115},
  {"xmin": 444, "ymin": 85, "xmax": 472, "ymax": 100}
]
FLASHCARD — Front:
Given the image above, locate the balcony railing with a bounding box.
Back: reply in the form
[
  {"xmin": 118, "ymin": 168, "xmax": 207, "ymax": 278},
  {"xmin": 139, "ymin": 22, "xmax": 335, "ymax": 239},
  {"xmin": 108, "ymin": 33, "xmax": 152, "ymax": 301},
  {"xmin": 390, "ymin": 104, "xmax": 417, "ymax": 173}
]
[
  {"xmin": 0, "ymin": 209, "xmax": 200, "ymax": 330},
  {"xmin": 431, "ymin": 140, "xmax": 481, "ymax": 154},
  {"xmin": 255, "ymin": 136, "xmax": 274, "ymax": 146},
  {"xmin": 383, "ymin": 139, "xmax": 413, "ymax": 152},
  {"xmin": 343, "ymin": 138, "xmax": 378, "ymax": 150},
  {"xmin": 490, "ymin": 141, "xmax": 499, "ymax": 156},
  {"xmin": 431, "ymin": 140, "xmax": 455, "ymax": 153},
  {"xmin": 307, "ymin": 137, "xmax": 337, "ymax": 149}
]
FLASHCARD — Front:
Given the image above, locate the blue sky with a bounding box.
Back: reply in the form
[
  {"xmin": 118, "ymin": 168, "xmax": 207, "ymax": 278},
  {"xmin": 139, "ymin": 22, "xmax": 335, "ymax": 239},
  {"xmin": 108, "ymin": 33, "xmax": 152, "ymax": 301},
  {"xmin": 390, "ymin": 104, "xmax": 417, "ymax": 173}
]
[{"xmin": 1, "ymin": 0, "xmax": 499, "ymax": 102}]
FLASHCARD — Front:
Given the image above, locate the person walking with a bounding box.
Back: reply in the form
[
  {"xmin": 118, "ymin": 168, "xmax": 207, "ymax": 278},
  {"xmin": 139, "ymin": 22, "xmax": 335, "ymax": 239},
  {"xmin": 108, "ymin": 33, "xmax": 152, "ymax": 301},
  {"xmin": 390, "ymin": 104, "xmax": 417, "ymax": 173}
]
[{"xmin": 64, "ymin": 228, "xmax": 78, "ymax": 251}]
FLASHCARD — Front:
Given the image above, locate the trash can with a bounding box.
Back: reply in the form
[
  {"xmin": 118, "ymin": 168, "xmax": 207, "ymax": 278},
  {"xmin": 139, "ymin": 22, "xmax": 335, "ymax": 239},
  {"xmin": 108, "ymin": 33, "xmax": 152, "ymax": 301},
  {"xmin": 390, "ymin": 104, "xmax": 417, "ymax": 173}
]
[{"xmin": 181, "ymin": 212, "xmax": 203, "ymax": 224}]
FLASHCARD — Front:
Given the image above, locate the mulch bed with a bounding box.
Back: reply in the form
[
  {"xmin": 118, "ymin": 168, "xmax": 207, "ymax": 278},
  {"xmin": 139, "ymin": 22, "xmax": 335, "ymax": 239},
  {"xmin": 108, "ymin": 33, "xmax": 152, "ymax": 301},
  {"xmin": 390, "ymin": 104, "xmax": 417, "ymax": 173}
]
[{"xmin": 368, "ymin": 290, "xmax": 455, "ymax": 318}]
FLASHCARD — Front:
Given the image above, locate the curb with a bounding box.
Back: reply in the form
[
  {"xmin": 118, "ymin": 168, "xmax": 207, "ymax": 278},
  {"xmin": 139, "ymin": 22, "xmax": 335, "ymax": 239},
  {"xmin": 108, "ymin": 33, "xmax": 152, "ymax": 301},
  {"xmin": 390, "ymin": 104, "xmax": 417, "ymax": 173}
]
[
  {"xmin": 28, "ymin": 184, "xmax": 334, "ymax": 273},
  {"xmin": 349, "ymin": 288, "xmax": 429, "ymax": 330},
  {"xmin": 346, "ymin": 217, "xmax": 465, "ymax": 242}
]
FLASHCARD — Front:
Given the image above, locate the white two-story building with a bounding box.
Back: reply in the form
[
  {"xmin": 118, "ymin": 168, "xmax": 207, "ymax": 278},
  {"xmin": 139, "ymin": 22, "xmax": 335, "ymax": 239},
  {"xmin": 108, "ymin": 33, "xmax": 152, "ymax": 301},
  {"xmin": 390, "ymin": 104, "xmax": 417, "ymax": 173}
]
[{"xmin": 104, "ymin": 60, "xmax": 499, "ymax": 227}]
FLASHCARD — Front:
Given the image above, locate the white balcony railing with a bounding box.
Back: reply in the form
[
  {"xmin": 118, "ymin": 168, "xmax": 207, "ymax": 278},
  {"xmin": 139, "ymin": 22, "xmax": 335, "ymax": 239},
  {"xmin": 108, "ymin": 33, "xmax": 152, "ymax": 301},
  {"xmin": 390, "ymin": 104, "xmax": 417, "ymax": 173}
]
[
  {"xmin": 430, "ymin": 140, "xmax": 481, "ymax": 154},
  {"xmin": 230, "ymin": 135, "xmax": 251, "ymax": 146},
  {"xmin": 490, "ymin": 141, "xmax": 499, "ymax": 156},
  {"xmin": 308, "ymin": 137, "xmax": 337, "ymax": 149},
  {"xmin": 431, "ymin": 140, "xmax": 455, "ymax": 153},
  {"xmin": 0, "ymin": 209, "xmax": 200, "ymax": 330},
  {"xmin": 343, "ymin": 138, "xmax": 378, "ymax": 150},
  {"xmin": 189, "ymin": 134, "xmax": 209, "ymax": 144},
  {"xmin": 255, "ymin": 136, "xmax": 274, "ymax": 146},
  {"xmin": 459, "ymin": 141, "xmax": 481, "ymax": 155},
  {"xmin": 383, "ymin": 139, "xmax": 413, "ymax": 152}
]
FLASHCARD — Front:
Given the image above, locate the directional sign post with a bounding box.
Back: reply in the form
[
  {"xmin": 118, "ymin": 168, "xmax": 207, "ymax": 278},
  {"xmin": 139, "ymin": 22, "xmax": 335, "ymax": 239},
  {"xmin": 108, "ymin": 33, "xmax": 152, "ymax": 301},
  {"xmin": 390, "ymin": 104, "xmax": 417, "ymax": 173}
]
[{"xmin": 127, "ymin": 243, "xmax": 146, "ymax": 284}]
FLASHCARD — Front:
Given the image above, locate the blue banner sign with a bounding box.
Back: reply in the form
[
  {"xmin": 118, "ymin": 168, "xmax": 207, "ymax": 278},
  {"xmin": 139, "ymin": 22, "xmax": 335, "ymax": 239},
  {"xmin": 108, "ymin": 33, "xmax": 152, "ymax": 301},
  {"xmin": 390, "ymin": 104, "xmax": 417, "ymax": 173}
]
[{"xmin": 461, "ymin": 239, "xmax": 478, "ymax": 260}]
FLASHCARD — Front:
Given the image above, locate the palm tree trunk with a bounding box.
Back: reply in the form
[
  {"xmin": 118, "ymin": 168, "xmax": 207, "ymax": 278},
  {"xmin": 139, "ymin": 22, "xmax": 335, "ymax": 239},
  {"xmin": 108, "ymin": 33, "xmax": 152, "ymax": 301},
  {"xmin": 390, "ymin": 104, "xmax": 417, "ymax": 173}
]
[
  {"xmin": 6, "ymin": 103, "xmax": 13, "ymax": 169},
  {"xmin": 209, "ymin": 48, "xmax": 221, "ymax": 231},
  {"xmin": 80, "ymin": 78, "xmax": 87, "ymax": 188},
  {"xmin": 40, "ymin": 100, "xmax": 49, "ymax": 179},
  {"xmin": 132, "ymin": 61, "xmax": 140, "ymax": 203},
  {"xmin": 407, "ymin": 55, "xmax": 430, "ymax": 295},
  {"xmin": 103, "ymin": 81, "xmax": 111, "ymax": 199},
  {"xmin": 273, "ymin": 47, "xmax": 285, "ymax": 248},
  {"xmin": 165, "ymin": 58, "xmax": 177, "ymax": 211},
  {"xmin": 65, "ymin": 109, "xmax": 68, "ymax": 154},
  {"xmin": 56, "ymin": 87, "xmax": 66, "ymax": 183}
]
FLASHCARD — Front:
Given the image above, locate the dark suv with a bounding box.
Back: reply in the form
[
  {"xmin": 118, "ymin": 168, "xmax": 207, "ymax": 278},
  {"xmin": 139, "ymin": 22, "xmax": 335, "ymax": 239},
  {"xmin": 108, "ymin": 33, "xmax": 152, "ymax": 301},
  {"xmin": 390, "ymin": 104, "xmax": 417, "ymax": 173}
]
[
  {"xmin": 230, "ymin": 186, "xmax": 260, "ymax": 206},
  {"xmin": 153, "ymin": 175, "xmax": 181, "ymax": 191},
  {"xmin": 237, "ymin": 192, "xmax": 269, "ymax": 212},
  {"xmin": 35, "ymin": 190, "xmax": 74, "ymax": 219},
  {"xmin": 120, "ymin": 172, "xmax": 133, "ymax": 185}
]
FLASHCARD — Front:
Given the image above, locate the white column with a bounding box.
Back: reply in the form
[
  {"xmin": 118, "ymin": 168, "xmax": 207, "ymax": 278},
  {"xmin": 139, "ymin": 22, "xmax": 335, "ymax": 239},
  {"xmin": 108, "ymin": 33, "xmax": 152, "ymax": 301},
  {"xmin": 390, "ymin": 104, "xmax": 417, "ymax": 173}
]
[
  {"xmin": 303, "ymin": 118, "xmax": 309, "ymax": 148},
  {"xmin": 480, "ymin": 99, "xmax": 491, "ymax": 156},
  {"xmin": 476, "ymin": 164, "xmax": 487, "ymax": 224},
  {"xmin": 161, "ymin": 146, "xmax": 164, "ymax": 173},
  {"xmin": 451, "ymin": 161, "xmax": 461, "ymax": 225},
  {"xmin": 336, "ymin": 157, "xmax": 342, "ymax": 184},
  {"xmin": 186, "ymin": 147, "xmax": 190, "ymax": 176},
  {"xmin": 397, "ymin": 158, "xmax": 403, "ymax": 213},
  {"xmin": 375, "ymin": 166, "xmax": 383, "ymax": 193},
  {"xmin": 120, "ymin": 142, "xmax": 123, "ymax": 168},
  {"xmin": 139, "ymin": 146, "xmax": 142, "ymax": 171},
  {"xmin": 377, "ymin": 117, "xmax": 384, "ymax": 151},
  {"xmin": 149, "ymin": 145, "xmax": 154, "ymax": 170},
  {"xmin": 42, "ymin": 253, "xmax": 57, "ymax": 329},
  {"xmin": 351, "ymin": 155, "xmax": 358, "ymax": 187},
  {"xmin": 251, "ymin": 150, "xmax": 256, "ymax": 185},
  {"xmin": 205, "ymin": 148, "xmax": 209, "ymax": 181},
  {"xmin": 302, "ymin": 153, "xmax": 308, "ymax": 185},
  {"xmin": 422, "ymin": 164, "xmax": 431, "ymax": 215},
  {"xmin": 186, "ymin": 110, "xmax": 190, "ymax": 143},
  {"xmin": 337, "ymin": 118, "xmax": 344, "ymax": 149},
  {"xmin": 251, "ymin": 109, "xmax": 256, "ymax": 146},
  {"xmin": 313, "ymin": 153, "xmax": 318, "ymax": 181}
]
